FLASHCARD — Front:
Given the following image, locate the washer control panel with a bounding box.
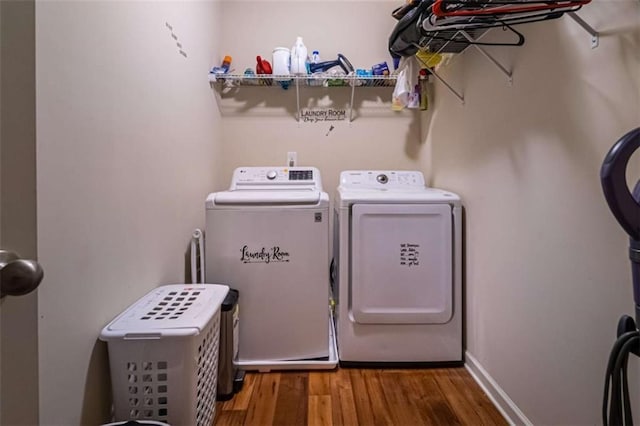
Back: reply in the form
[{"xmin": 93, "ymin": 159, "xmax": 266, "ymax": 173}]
[
  {"xmin": 230, "ymin": 167, "xmax": 322, "ymax": 190},
  {"xmin": 340, "ymin": 170, "xmax": 425, "ymax": 189}
]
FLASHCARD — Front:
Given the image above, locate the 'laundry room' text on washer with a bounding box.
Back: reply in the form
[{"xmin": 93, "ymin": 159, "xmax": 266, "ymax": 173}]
[{"xmin": 240, "ymin": 245, "xmax": 291, "ymax": 264}]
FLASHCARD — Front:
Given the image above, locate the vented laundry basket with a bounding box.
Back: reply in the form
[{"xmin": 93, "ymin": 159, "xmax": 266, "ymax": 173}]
[{"xmin": 100, "ymin": 284, "xmax": 229, "ymax": 426}]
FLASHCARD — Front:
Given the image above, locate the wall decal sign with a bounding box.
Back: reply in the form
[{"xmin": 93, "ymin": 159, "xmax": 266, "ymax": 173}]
[
  {"xmin": 400, "ymin": 243, "xmax": 420, "ymax": 267},
  {"xmin": 240, "ymin": 245, "xmax": 290, "ymax": 264},
  {"xmin": 300, "ymin": 108, "xmax": 347, "ymax": 123}
]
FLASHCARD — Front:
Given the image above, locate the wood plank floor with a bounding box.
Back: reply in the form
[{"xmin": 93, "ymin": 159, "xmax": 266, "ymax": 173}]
[{"xmin": 214, "ymin": 367, "xmax": 507, "ymax": 426}]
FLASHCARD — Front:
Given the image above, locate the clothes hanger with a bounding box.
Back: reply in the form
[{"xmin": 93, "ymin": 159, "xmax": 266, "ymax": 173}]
[
  {"xmin": 432, "ymin": 0, "xmax": 590, "ymax": 17},
  {"xmin": 392, "ymin": 0, "xmax": 422, "ymax": 19},
  {"xmin": 422, "ymin": 5, "xmax": 576, "ymax": 31},
  {"xmin": 421, "ymin": 20, "xmax": 526, "ymax": 46}
]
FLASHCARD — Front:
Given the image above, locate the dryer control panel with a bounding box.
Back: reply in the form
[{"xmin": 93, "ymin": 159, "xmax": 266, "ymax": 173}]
[
  {"xmin": 229, "ymin": 167, "xmax": 323, "ymax": 191},
  {"xmin": 339, "ymin": 170, "xmax": 426, "ymax": 189}
]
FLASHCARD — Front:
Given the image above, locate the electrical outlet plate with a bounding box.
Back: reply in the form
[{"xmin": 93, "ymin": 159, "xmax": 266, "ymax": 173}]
[{"xmin": 287, "ymin": 152, "xmax": 297, "ymax": 167}]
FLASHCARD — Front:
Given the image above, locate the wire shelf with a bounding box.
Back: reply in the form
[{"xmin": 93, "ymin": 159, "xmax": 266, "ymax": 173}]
[{"xmin": 208, "ymin": 74, "xmax": 397, "ymax": 88}]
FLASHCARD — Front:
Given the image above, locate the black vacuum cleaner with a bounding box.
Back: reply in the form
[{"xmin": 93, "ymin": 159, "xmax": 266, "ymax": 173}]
[{"xmin": 600, "ymin": 127, "xmax": 640, "ymax": 426}]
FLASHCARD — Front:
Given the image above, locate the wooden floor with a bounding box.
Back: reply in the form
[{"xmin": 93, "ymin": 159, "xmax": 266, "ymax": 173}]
[{"xmin": 214, "ymin": 367, "xmax": 507, "ymax": 426}]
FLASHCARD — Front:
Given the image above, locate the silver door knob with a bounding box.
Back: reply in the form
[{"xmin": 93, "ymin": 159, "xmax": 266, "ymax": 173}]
[{"xmin": 0, "ymin": 250, "xmax": 43, "ymax": 298}]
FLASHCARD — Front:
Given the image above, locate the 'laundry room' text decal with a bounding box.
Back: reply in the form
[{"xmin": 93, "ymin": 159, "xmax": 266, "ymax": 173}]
[
  {"xmin": 300, "ymin": 108, "xmax": 347, "ymax": 123},
  {"xmin": 400, "ymin": 243, "xmax": 420, "ymax": 267},
  {"xmin": 240, "ymin": 245, "xmax": 290, "ymax": 264}
]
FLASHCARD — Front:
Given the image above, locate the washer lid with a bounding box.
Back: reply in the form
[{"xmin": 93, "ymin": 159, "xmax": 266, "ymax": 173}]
[
  {"xmin": 208, "ymin": 166, "xmax": 327, "ymax": 206},
  {"xmin": 212, "ymin": 189, "xmax": 323, "ymax": 205}
]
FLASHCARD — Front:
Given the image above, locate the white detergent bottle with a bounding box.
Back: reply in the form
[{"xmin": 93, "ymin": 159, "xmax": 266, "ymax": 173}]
[{"xmin": 290, "ymin": 36, "xmax": 308, "ymax": 75}]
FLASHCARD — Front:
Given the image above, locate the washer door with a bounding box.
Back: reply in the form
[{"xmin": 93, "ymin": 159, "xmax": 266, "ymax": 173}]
[{"xmin": 350, "ymin": 203, "xmax": 453, "ymax": 324}]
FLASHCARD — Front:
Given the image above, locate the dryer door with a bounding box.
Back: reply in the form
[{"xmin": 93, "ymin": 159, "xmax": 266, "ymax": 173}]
[{"xmin": 350, "ymin": 203, "xmax": 453, "ymax": 324}]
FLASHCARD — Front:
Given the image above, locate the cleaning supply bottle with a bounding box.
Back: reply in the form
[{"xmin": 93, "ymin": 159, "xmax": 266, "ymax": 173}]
[
  {"xmin": 290, "ymin": 36, "xmax": 308, "ymax": 75},
  {"xmin": 419, "ymin": 69, "xmax": 430, "ymax": 111},
  {"xmin": 308, "ymin": 50, "xmax": 319, "ymax": 74},
  {"xmin": 221, "ymin": 55, "xmax": 232, "ymax": 73}
]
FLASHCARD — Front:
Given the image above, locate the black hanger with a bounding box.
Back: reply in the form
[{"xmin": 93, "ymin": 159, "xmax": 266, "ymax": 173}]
[
  {"xmin": 420, "ymin": 21, "xmax": 526, "ymax": 48},
  {"xmin": 432, "ymin": 0, "xmax": 590, "ymax": 17},
  {"xmin": 422, "ymin": 5, "xmax": 578, "ymax": 32}
]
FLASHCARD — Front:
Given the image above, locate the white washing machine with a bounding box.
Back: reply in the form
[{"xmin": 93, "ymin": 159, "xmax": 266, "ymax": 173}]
[
  {"xmin": 205, "ymin": 166, "xmax": 337, "ymax": 371},
  {"xmin": 334, "ymin": 170, "xmax": 463, "ymax": 366}
]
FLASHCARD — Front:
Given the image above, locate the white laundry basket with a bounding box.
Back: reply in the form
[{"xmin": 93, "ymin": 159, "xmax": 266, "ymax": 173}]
[{"xmin": 100, "ymin": 284, "xmax": 229, "ymax": 426}]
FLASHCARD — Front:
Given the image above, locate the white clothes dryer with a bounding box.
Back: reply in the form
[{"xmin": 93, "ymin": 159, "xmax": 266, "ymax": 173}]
[
  {"xmin": 334, "ymin": 170, "xmax": 463, "ymax": 366},
  {"xmin": 206, "ymin": 166, "xmax": 337, "ymax": 371}
]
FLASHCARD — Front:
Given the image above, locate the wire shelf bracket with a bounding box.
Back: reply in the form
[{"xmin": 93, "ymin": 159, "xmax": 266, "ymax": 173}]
[
  {"xmin": 414, "ymin": 27, "xmax": 513, "ymax": 104},
  {"xmin": 460, "ymin": 30, "xmax": 513, "ymax": 85},
  {"xmin": 567, "ymin": 12, "xmax": 599, "ymax": 48},
  {"xmin": 419, "ymin": 61, "xmax": 465, "ymax": 104}
]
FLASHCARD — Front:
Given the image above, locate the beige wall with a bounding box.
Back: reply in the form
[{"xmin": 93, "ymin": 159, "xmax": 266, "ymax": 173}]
[
  {"xmin": 423, "ymin": 2, "xmax": 640, "ymax": 424},
  {"xmin": 217, "ymin": 1, "xmax": 423, "ymax": 193},
  {"xmin": 36, "ymin": 1, "xmax": 222, "ymax": 423}
]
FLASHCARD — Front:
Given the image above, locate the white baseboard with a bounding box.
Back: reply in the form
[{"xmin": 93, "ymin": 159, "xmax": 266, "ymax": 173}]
[{"xmin": 465, "ymin": 351, "xmax": 533, "ymax": 426}]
